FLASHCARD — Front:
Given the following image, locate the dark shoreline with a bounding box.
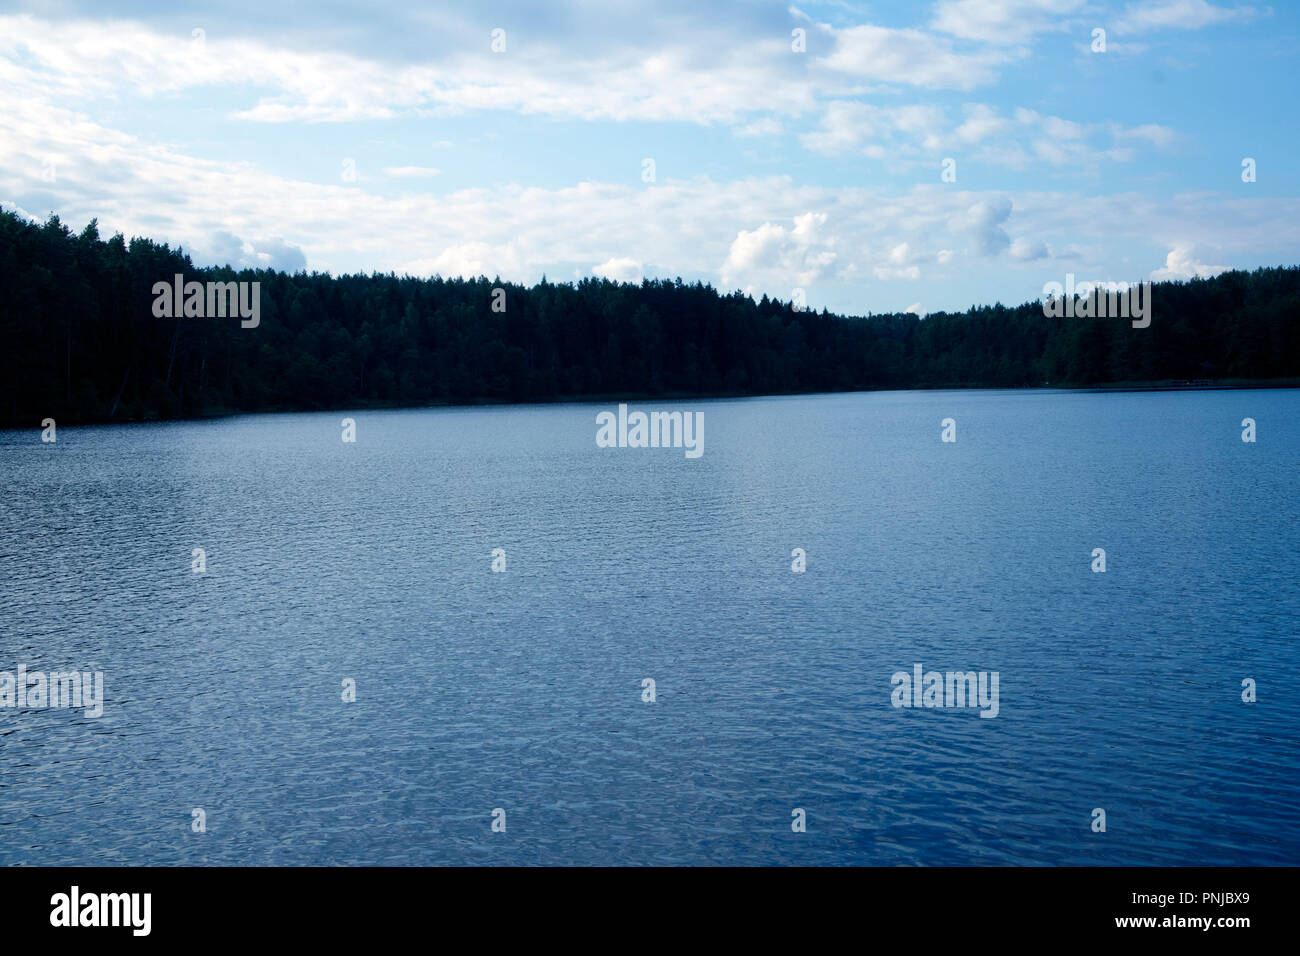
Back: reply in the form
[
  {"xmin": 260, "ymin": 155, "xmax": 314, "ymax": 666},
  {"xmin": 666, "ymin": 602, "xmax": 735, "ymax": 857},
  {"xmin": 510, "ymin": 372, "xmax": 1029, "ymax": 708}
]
[{"xmin": 9, "ymin": 377, "xmax": 1297, "ymax": 430}]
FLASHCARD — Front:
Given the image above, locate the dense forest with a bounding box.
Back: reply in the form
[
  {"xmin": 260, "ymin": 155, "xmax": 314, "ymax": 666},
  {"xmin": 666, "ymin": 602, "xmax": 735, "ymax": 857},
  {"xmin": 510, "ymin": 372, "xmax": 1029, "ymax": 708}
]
[{"xmin": 2, "ymin": 206, "xmax": 1297, "ymax": 426}]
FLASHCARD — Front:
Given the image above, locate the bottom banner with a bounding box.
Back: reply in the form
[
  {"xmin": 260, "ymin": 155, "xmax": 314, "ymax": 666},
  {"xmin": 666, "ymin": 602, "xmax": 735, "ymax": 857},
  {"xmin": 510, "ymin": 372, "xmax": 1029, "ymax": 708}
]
[{"xmin": 0, "ymin": 866, "xmax": 1279, "ymax": 942}]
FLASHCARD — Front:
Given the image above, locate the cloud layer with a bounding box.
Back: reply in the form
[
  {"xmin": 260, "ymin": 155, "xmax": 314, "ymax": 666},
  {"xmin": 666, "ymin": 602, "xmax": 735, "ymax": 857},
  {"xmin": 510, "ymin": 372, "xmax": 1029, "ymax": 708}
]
[{"xmin": 0, "ymin": 1, "xmax": 1285, "ymax": 314}]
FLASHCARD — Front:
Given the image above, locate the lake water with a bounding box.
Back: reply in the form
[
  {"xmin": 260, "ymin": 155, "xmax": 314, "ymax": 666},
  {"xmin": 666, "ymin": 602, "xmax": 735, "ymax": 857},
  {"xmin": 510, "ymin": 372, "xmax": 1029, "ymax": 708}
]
[{"xmin": 1, "ymin": 389, "xmax": 1297, "ymax": 865}]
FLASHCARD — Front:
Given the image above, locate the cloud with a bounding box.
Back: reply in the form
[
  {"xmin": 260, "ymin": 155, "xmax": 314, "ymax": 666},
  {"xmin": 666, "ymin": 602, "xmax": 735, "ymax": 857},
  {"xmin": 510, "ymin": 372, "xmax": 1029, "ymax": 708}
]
[
  {"xmin": 874, "ymin": 241, "xmax": 925, "ymax": 280},
  {"xmin": 1151, "ymin": 244, "xmax": 1227, "ymax": 280},
  {"xmin": 801, "ymin": 100, "xmax": 1177, "ymax": 173},
  {"xmin": 401, "ymin": 241, "xmax": 527, "ymax": 279},
  {"xmin": 593, "ymin": 257, "xmax": 644, "ymax": 283},
  {"xmin": 200, "ymin": 231, "xmax": 308, "ymax": 272},
  {"xmin": 721, "ymin": 212, "xmax": 838, "ymax": 292},
  {"xmin": 955, "ymin": 103, "xmax": 1010, "ymax": 144},
  {"xmin": 1, "ymin": 77, "xmax": 1293, "ymax": 315},
  {"xmin": 931, "ymin": 0, "xmax": 1085, "ymax": 45},
  {"xmin": 1115, "ymin": 0, "xmax": 1258, "ymax": 34},
  {"xmin": 950, "ymin": 198, "xmax": 1014, "ymax": 256},
  {"xmin": 1110, "ymin": 123, "xmax": 1178, "ymax": 147},
  {"xmin": 1009, "ymin": 237, "xmax": 1049, "ymax": 260},
  {"xmin": 0, "ymin": 12, "xmax": 819, "ymax": 127},
  {"xmin": 822, "ymin": 24, "xmax": 1011, "ymax": 89},
  {"xmin": 384, "ymin": 166, "xmax": 441, "ymax": 178},
  {"xmin": 0, "ymin": 11, "xmax": 1190, "ymax": 180},
  {"xmin": 800, "ymin": 101, "xmax": 947, "ymax": 160},
  {"xmin": 733, "ymin": 117, "xmax": 784, "ymax": 138}
]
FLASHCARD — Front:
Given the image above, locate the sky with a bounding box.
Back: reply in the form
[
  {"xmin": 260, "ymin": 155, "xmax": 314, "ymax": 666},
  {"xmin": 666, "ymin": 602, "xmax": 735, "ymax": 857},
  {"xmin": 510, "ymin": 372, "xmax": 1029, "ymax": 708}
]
[{"xmin": 0, "ymin": 0, "xmax": 1295, "ymax": 316}]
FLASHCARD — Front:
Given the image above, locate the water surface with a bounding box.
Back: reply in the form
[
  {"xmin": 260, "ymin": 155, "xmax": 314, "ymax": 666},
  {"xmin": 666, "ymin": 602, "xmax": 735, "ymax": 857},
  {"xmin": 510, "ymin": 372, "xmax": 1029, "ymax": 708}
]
[{"xmin": 1, "ymin": 389, "xmax": 1297, "ymax": 865}]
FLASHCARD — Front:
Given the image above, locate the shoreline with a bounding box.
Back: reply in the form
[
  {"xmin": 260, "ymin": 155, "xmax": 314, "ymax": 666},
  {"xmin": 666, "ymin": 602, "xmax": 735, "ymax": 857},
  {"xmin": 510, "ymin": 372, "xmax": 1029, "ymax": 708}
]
[{"xmin": 6, "ymin": 377, "xmax": 1298, "ymax": 431}]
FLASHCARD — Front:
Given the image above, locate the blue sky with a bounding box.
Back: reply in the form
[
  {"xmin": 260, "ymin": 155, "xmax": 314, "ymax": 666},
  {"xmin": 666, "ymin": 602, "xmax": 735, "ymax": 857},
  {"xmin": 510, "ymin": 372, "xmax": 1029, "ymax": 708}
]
[{"xmin": 0, "ymin": 0, "xmax": 1295, "ymax": 315}]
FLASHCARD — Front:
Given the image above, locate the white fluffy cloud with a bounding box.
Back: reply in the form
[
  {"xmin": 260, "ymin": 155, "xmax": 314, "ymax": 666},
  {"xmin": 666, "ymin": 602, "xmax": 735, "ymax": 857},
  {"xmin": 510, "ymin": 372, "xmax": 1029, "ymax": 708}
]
[
  {"xmin": 874, "ymin": 242, "xmax": 925, "ymax": 280},
  {"xmin": 593, "ymin": 257, "xmax": 645, "ymax": 283},
  {"xmin": 1151, "ymin": 245, "xmax": 1228, "ymax": 280},
  {"xmin": 201, "ymin": 231, "xmax": 307, "ymax": 272},
  {"xmin": 721, "ymin": 212, "xmax": 839, "ymax": 293},
  {"xmin": 401, "ymin": 241, "xmax": 527, "ymax": 279}
]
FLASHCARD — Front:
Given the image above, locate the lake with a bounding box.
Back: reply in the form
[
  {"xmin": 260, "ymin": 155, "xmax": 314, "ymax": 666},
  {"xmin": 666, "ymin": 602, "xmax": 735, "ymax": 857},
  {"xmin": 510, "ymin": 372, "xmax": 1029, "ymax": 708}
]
[{"xmin": 1, "ymin": 388, "xmax": 1297, "ymax": 865}]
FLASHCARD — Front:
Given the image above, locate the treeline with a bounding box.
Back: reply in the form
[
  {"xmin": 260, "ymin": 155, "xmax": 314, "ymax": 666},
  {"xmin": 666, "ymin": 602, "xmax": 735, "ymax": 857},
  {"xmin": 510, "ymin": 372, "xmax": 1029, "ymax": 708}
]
[{"xmin": 1, "ymin": 206, "xmax": 1298, "ymax": 426}]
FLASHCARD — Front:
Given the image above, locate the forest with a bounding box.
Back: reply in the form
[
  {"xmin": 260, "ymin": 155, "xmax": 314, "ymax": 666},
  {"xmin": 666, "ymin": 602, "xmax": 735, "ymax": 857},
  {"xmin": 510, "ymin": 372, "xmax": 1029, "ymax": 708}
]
[{"xmin": 2, "ymin": 206, "xmax": 1297, "ymax": 426}]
